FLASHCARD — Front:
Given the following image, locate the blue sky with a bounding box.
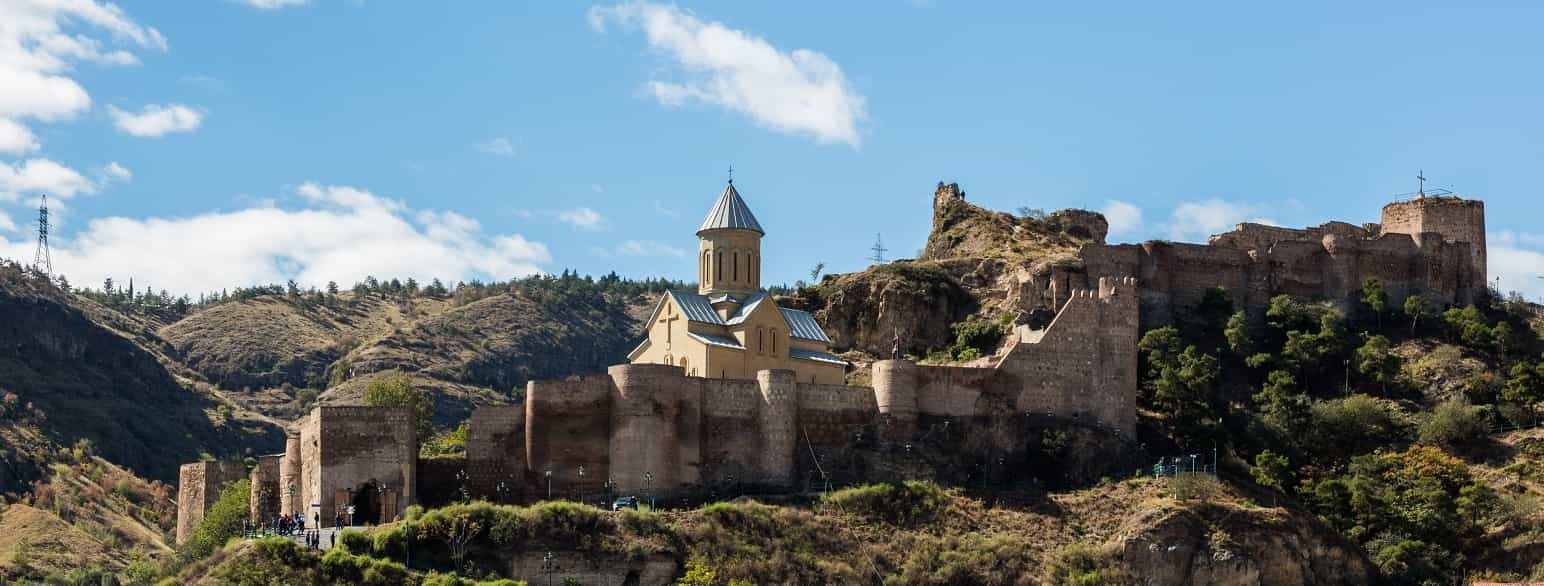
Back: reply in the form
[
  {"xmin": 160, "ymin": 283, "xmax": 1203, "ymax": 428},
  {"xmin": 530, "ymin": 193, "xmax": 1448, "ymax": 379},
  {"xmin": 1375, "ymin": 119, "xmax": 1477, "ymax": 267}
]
[{"xmin": 1, "ymin": 1, "xmax": 1541, "ymax": 300}]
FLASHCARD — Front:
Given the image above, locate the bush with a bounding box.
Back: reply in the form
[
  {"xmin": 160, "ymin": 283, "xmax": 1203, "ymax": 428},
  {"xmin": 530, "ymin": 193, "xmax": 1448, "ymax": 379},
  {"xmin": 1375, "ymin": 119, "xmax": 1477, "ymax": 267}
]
[
  {"xmin": 946, "ymin": 316, "xmax": 1005, "ymax": 361},
  {"xmin": 373, "ymin": 524, "xmax": 408, "ymax": 561},
  {"xmin": 336, "ymin": 528, "xmax": 373, "ymax": 556},
  {"xmin": 824, "ymin": 481, "xmax": 952, "ymax": 526},
  {"xmin": 1041, "ymin": 542, "xmax": 1131, "ymax": 585},
  {"xmin": 1417, "ymin": 400, "xmax": 1488, "ymax": 449},
  {"xmin": 1306, "ymin": 395, "xmax": 1407, "ymax": 459}
]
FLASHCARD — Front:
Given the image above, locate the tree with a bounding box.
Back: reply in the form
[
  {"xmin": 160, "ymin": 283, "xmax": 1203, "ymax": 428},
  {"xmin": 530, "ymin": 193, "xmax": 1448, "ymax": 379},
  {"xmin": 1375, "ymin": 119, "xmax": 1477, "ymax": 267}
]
[
  {"xmin": 1418, "ymin": 400, "xmax": 1487, "ymax": 449},
  {"xmin": 1224, "ymin": 311, "xmax": 1252, "ymax": 357},
  {"xmin": 1501, "ymin": 354, "xmax": 1544, "ymax": 405},
  {"xmin": 1492, "ymin": 321, "xmax": 1515, "ymax": 357},
  {"xmin": 809, "ymin": 261, "xmax": 826, "ymax": 284},
  {"xmin": 1403, "ymin": 294, "xmax": 1430, "ymax": 336},
  {"xmin": 1139, "ymin": 328, "xmax": 1219, "ymax": 442},
  {"xmin": 1355, "ymin": 335, "xmax": 1399, "ymax": 396},
  {"xmin": 1255, "ymin": 370, "xmax": 1310, "ymax": 433},
  {"xmin": 362, "ymin": 372, "xmax": 434, "ymax": 449},
  {"xmin": 1252, "ymin": 449, "xmax": 1292, "ymax": 505},
  {"xmin": 326, "ymin": 281, "xmax": 339, "ymax": 298},
  {"xmin": 1361, "ymin": 277, "xmax": 1386, "ymax": 330},
  {"xmin": 180, "ymin": 479, "xmax": 251, "ymax": 562}
]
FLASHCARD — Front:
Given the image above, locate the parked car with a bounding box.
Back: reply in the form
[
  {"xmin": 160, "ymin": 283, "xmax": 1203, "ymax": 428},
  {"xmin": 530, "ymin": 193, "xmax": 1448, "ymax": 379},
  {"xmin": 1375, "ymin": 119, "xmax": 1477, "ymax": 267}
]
[{"xmin": 612, "ymin": 496, "xmax": 639, "ymax": 511}]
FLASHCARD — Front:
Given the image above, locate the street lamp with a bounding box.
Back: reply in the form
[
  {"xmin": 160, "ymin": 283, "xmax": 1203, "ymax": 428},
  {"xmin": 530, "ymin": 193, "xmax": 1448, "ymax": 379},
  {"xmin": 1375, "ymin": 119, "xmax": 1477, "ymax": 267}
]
[
  {"xmin": 544, "ymin": 466, "xmax": 554, "ymax": 501},
  {"xmin": 643, "ymin": 471, "xmax": 654, "ymax": 510},
  {"xmin": 455, "ymin": 469, "xmax": 469, "ymax": 502},
  {"xmin": 577, "ymin": 465, "xmax": 586, "ymax": 504},
  {"xmin": 542, "ymin": 551, "xmax": 556, "ymax": 586},
  {"xmin": 377, "ymin": 483, "xmax": 391, "ymax": 522}
]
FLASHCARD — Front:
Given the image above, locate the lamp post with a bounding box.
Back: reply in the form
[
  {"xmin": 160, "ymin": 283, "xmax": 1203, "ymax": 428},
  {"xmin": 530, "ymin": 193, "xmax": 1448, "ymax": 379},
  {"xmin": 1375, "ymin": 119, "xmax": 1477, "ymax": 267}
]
[
  {"xmin": 377, "ymin": 483, "xmax": 390, "ymax": 522},
  {"xmin": 544, "ymin": 466, "xmax": 553, "ymax": 501},
  {"xmin": 643, "ymin": 471, "xmax": 654, "ymax": 510},
  {"xmin": 604, "ymin": 478, "xmax": 615, "ymax": 509},
  {"xmin": 542, "ymin": 551, "xmax": 555, "ymax": 586},
  {"xmin": 577, "ymin": 465, "xmax": 586, "ymax": 504},
  {"xmin": 455, "ymin": 469, "xmax": 469, "ymax": 502},
  {"xmin": 496, "ymin": 480, "xmax": 509, "ymax": 504}
]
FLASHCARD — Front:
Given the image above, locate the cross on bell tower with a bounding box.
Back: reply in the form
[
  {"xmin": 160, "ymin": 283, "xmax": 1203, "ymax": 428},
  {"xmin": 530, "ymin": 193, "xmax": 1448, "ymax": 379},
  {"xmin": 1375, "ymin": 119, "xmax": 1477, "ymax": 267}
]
[{"xmin": 1417, "ymin": 170, "xmax": 1426, "ymax": 198}]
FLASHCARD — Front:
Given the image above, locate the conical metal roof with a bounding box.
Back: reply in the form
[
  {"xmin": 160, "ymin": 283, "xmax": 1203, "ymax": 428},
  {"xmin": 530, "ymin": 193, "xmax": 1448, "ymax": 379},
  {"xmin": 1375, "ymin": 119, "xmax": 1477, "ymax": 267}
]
[{"xmin": 697, "ymin": 181, "xmax": 764, "ymax": 235}]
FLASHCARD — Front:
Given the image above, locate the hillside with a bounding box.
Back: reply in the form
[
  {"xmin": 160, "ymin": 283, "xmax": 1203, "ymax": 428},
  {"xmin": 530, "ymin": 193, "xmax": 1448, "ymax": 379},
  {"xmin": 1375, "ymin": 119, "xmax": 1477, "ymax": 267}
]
[
  {"xmin": 173, "ymin": 479, "xmax": 1373, "ymax": 585},
  {"xmin": 0, "ymin": 264, "xmax": 282, "ymax": 489}
]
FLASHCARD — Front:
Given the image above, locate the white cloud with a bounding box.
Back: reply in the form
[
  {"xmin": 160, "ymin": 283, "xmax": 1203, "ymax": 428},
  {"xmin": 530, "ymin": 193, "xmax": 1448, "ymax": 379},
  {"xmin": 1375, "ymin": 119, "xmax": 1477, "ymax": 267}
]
[
  {"xmin": 1491, "ymin": 231, "xmax": 1544, "ymax": 302},
  {"xmin": 0, "ymin": 158, "xmax": 97, "ymax": 201},
  {"xmin": 556, "ymin": 207, "xmax": 606, "ymax": 230},
  {"xmin": 588, "ymin": 2, "xmax": 868, "ymax": 147},
  {"xmin": 0, "ymin": 182, "xmax": 550, "ymax": 294},
  {"xmin": 100, "ymin": 162, "xmax": 131, "ymax": 183},
  {"xmin": 108, "ymin": 103, "xmax": 204, "ymax": 137},
  {"xmin": 1162, "ymin": 198, "xmax": 1275, "ymax": 242},
  {"xmin": 0, "ymin": 0, "xmax": 165, "ymax": 147},
  {"xmin": 615, "ymin": 240, "xmax": 687, "ymax": 258},
  {"xmin": 0, "ymin": 118, "xmax": 40, "ymax": 154},
  {"xmin": 0, "ymin": 211, "xmax": 14, "ymax": 233},
  {"xmin": 651, "ymin": 199, "xmax": 679, "ymax": 218},
  {"xmin": 477, "ymin": 137, "xmax": 515, "ymax": 157},
  {"xmin": 235, "ymin": 0, "xmax": 308, "ymax": 10},
  {"xmin": 1100, "ymin": 200, "xmax": 1143, "ymax": 239}
]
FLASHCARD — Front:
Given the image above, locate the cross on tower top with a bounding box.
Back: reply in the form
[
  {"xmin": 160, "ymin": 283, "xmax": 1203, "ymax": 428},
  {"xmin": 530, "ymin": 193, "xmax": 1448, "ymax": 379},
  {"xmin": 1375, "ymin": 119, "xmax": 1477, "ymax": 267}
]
[
  {"xmin": 727, "ymin": 165, "xmax": 733, "ymax": 184},
  {"xmin": 1417, "ymin": 170, "xmax": 1426, "ymax": 198}
]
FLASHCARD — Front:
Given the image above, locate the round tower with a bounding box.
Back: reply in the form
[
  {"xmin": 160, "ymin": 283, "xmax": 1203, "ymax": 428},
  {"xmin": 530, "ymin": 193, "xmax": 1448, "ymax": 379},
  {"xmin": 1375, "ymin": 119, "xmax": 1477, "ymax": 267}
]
[
  {"xmin": 756, "ymin": 369, "xmax": 797, "ymax": 487},
  {"xmin": 697, "ymin": 179, "xmax": 764, "ymax": 297},
  {"xmin": 278, "ymin": 435, "xmax": 301, "ymax": 515},
  {"xmin": 871, "ymin": 359, "xmax": 919, "ymax": 440}
]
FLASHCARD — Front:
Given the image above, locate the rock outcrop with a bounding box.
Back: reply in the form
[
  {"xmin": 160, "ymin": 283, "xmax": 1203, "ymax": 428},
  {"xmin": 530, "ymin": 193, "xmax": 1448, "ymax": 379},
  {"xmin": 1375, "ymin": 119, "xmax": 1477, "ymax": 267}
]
[{"xmin": 1117, "ymin": 501, "xmax": 1375, "ymax": 586}]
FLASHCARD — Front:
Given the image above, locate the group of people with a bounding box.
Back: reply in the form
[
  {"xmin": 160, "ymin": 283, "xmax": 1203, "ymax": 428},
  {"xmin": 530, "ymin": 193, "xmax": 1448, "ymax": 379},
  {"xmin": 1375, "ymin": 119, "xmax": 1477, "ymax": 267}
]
[{"xmin": 270, "ymin": 512, "xmax": 307, "ymax": 536}]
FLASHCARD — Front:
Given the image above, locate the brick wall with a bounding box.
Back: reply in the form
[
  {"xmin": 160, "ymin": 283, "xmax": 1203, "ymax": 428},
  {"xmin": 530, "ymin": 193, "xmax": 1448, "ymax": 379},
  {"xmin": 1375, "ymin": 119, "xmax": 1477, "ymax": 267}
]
[{"xmin": 248, "ymin": 454, "xmax": 282, "ymax": 524}]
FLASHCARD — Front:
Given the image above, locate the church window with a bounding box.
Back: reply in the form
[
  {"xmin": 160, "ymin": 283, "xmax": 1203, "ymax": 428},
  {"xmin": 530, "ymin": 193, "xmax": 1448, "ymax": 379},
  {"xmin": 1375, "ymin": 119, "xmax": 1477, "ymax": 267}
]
[
  {"xmin": 771, "ymin": 329, "xmax": 778, "ymax": 356},
  {"xmin": 733, "ymin": 251, "xmax": 739, "ymax": 280},
  {"xmin": 757, "ymin": 327, "xmax": 764, "ymax": 354},
  {"xmin": 715, "ymin": 251, "xmax": 722, "ymax": 281}
]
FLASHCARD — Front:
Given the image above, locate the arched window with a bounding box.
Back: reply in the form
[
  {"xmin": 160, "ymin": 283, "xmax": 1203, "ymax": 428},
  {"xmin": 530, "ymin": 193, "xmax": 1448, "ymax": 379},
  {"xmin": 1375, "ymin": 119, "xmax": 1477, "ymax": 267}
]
[
  {"xmin": 750, "ymin": 252, "xmax": 757, "ymax": 285},
  {"xmin": 757, "ymin": 327, "xmax": 764, "ymax": 354},
  {"xmin": 733, "ymin": 251, "xmax": 739, "ymax": 281},
  {"xmin": 770, "ymin": 329, "xmax": 778, "ymax": 356},
  {"xmin": 715, "ymin": 251, "xmax": 722, "ymax": 281},
  {"xmin": 679, "ymin": 356, "xmax": 689, "ymax": 372},
  {"xmin": 701, "ymin": 251, "xmax": 707, "ymax": 283}
]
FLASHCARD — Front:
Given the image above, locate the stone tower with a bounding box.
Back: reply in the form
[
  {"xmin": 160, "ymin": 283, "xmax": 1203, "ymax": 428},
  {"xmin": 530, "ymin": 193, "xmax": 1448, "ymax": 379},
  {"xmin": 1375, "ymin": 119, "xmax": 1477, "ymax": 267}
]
[
  {"xmin": 1379, "ymin": 196, "xmax": 1487, "ymax": 299},
  {"xmin": 697, "ymin": 180, "xmax": 764, "ymax": 297}
]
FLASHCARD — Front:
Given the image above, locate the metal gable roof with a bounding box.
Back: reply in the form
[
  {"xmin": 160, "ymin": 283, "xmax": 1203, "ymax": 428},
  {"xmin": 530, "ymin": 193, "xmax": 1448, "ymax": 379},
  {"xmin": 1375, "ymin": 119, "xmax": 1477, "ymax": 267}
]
[
  {"xmin": 697, "ymin": 181, "xmax": 764, "ymax": 235},
  {"xmin": 789, "ymin": 348, "xmax": 847, "ymax": 365},
  {"xmin": 665, "ymin": 290, "xmax": 724, "ymax": 325},
  {"xmin": 724, "ymin": 292, "xmax": 770, "ymax": 325},
  {"xmin": 779, "ymin": 308, "xmax": 831, "ymax": 343},
  {"xmin": 688, "ymin": 332, "xmax": 744, "ymax": 349}
]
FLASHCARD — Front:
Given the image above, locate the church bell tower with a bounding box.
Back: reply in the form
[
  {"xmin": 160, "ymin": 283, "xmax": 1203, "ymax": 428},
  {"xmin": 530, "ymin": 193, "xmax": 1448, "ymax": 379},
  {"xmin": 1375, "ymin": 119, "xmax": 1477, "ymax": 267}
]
[{"xmin": 697, "ymin": 179, "xmax": 764, "ymax": 297}]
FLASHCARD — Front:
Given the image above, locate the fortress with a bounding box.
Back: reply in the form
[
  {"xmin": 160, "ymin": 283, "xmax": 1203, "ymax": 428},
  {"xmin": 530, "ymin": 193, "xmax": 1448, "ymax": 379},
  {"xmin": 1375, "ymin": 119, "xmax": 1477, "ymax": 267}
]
[{"xmin": 177, "ymin": 180, "xmax": 1486, "ymax": 539}]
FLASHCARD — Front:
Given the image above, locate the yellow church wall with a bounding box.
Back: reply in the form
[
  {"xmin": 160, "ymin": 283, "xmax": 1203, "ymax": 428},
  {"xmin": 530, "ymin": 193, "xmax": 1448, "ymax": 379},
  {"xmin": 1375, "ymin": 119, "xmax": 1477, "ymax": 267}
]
[{"xmin": 699, "ymin": 229, "xmax": 762, "ymax": 296}]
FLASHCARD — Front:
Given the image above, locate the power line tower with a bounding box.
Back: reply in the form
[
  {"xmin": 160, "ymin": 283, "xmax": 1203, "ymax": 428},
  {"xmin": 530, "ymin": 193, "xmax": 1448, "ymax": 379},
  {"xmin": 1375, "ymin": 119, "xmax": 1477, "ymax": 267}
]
[
  {"xmin": 869, "ymin": 233, "xmax": 887, "ymax": 264},
  {"xmin": 34, "ymin": 194, "xmax": 53, "ymax": 278}
]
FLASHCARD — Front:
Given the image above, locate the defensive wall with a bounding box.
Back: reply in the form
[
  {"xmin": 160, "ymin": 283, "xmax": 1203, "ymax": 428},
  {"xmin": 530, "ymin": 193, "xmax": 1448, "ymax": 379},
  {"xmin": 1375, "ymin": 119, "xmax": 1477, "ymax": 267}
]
[
  {"xmin": 1077, "ymin": 196, "xmax": 1485, "ymax": 327},
  {"xmin": 175, "ymin": 460, "xmax": 245, "ymax": 544}
]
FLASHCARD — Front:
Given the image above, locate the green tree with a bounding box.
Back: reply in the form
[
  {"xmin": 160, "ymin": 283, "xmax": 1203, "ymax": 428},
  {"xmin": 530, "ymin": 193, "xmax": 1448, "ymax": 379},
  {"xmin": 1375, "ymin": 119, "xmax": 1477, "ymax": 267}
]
[
  {"xmin": 1252, "ymin": 449, "xmax": 1292, "ymax": 505},
  {"xmin": 1500, "ymin": 354, "xmax": 1544, "ymax": 405},
  {"xmin": 180, "ymin": 478, "xmax": 251, "ymax": 562},
  {"xmin": 1492, "ymin": 321, "xmax": 1515, "ymax": 357},
  {"xmin": 1139, "ymin": 328, "xmax": 1219, "ymax": 442},
  {"xmin": 362, "ymin": 372, "xmax": 434, "ymax": 449},
  {"xmin": 1224, "ymin": 310, "xmax": 1252, "ymax": 357},
  {"xmin": 1418, "ymin": 400, "xmax": 1488, "ymax": 449},
  {"xmin": 1355, "ymin": 334, "xmax": 1398, "ymax": 396},
  {"xmin": 677, "ymin": 559, "xmax": 718, "ymax": 585},
  {"xmin": 1254, "ymin": 370, "xmax": 1310, "ymax": 434},
  {"xmin": 1403, "ymin": 294, "xmax": 1430, "ymax": 336},
  {"xmin": 1361, "ymin": 277, "xmax": 1386, "ymax": 330}
]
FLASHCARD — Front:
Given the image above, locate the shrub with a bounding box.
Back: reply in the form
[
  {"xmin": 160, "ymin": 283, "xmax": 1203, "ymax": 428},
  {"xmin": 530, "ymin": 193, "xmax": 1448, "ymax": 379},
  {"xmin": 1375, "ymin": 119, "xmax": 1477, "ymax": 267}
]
[
  {"xmin": 373, "ymin": 524, "xmax": 408, "ymax": 561},
  {"xmin": 1041, "ymin": 542, "xmax": 1131, "ymax": 585},
  {"xmin": 824, "ymin": 481, "xmax": 951, "ymax": 526},
  {"xmin": 336, "ymin": 528, "xmax": 373, "ymax": 556},
  {"xmin": 179, "ymin": 478, "xmax": 251, "ymax": 563},
  {"xmin": 1417, "ymin": 400, "xmax": 1488, "ymax": 449},
  {"xmin": 947, "ymin": 316, "xmax": 1005, "ymax": 361},
  {"xmin": 1306, "ymin": 395, "xmax": 1407, "ymax": 459}
]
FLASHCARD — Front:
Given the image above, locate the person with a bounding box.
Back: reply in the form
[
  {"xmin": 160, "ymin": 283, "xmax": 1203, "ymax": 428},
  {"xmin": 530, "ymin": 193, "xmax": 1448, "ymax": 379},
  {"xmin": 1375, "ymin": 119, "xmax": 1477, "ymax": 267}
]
[
  {"xmin": 313, "ymin": 511, "xmax": 320, "ymax": 529},
  {"xmin": 335, "ymin": 512, "xmax": 344, "ymax": 529},
  {"xmin": 296, "ymin": 514, "xmax": 305, "ymax": 533}
]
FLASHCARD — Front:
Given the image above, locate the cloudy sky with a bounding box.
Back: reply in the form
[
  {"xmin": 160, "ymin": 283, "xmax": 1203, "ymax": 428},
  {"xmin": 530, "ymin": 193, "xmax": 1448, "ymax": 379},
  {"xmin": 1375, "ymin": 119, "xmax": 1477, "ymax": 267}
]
[{"xmin": 0, "ymin": 1, "xmax": 1540, "ymax": 300}]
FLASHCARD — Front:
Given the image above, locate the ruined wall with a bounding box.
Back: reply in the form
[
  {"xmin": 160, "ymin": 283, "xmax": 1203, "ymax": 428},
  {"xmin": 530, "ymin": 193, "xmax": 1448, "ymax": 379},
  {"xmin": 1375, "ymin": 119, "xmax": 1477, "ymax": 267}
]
[
  {"xmin": 527, "ymin": 375, "xmax": 612, "ymax": 499},
  {"xmin": 1381, "ymin": 197, "xmax": 1487, "ymax": 299},
  {"xmin": 248, "ymin": 454, "xmax": 281, "ymax": 525},
  {"xmin": 175, "ymin": 460, "xmax": 245, "ymax": 544}
]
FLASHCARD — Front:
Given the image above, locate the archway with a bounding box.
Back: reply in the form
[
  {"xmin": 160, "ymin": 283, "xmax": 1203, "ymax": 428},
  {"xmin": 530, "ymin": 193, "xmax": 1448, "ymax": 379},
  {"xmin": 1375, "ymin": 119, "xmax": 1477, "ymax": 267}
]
[{"xmin": 351, "ymin": 481, "xmax": 382, "ymax": 526}]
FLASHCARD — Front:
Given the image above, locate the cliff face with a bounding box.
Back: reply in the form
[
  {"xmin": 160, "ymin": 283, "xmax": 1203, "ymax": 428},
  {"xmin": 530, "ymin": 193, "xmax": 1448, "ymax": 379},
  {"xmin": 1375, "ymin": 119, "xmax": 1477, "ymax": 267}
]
[{"xmin": 1118, "ymin": 502, "xmax": 1375, "ymax": 586}]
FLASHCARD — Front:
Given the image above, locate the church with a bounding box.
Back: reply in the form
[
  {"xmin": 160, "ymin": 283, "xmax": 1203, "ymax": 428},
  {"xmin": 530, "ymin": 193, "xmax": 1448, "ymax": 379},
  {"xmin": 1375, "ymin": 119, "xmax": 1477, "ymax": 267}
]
[{"xmin": 628, "ymin": 179, "xmax": 847, "ymax": 384}]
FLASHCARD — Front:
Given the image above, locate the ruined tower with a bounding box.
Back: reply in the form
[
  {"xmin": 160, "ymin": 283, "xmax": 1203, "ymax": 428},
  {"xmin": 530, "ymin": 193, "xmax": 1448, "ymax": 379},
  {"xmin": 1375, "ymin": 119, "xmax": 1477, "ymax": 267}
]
[{"xmin": 1379, "ymin": 196, "xmax": 1487, "ymax": 299}]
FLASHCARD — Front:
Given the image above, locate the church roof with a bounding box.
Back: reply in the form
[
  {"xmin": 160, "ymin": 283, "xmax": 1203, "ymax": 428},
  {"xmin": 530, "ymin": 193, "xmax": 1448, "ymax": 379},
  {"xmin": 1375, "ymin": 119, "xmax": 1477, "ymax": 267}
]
[
  {"xmin": 725, "ymin": 292, "xmax": 769, "ymax": 325},
  {"xmin": 790, "ymin": 348, "xmax": 847, "ymax": 365},
  {"xmin": 780, "ymin": 308, "xmax": 832, "ymax": 343},
  {"xmin": 688, "ymin": 332, "xmax": 743, "ymax": 349},
  {"xmin": 665, "ymin": 290, "xmax": 724, "ymax": 324},
  {"xmin": 697, "ymin": 181, "xmax": 764, "ymax": 235}
]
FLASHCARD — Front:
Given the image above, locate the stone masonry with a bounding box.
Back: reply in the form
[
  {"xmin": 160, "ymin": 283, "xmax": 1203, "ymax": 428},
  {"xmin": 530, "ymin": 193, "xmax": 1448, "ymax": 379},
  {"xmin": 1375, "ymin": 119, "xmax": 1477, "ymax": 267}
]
[{"xmin": 175, "ymin": 460, "xmax": 245, "ymax": 544}]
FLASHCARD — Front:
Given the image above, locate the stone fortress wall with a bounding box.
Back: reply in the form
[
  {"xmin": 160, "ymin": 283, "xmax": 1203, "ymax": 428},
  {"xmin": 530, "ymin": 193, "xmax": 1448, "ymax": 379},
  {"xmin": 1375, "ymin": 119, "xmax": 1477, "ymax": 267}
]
[
  {"xmin": 1076, "ymin": 196, "xmax": 1486, "ymax": 328},
  {"xmin": 175, "ymin": 460, "xmax": 245, "ymax": 544}
]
